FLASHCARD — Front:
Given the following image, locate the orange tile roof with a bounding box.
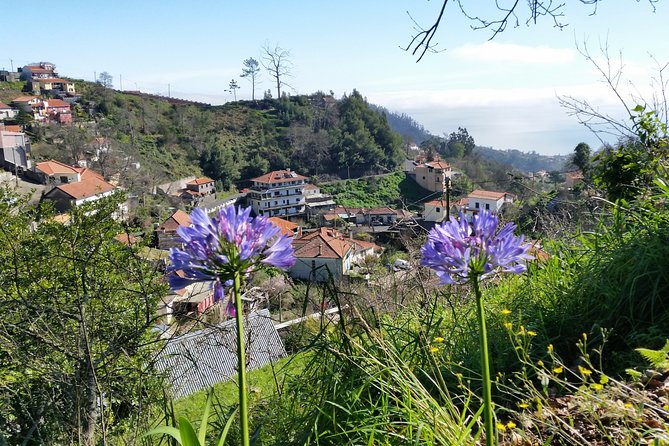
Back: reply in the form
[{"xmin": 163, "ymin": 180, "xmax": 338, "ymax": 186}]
[
  {"xmin": 269, "ymin": 217, "xmax": 298, "ymax": 236},
  {"xmin": 366, "ymin": 207, "xmax": 396, "ymax": 215},
  {"xmin": 0, "ymin": 125, "xmax": 21, "ymax": 132},
  {"xmin": 0, "ymin": 102, "xmax": 11, "ymax": 109},
  {"xmin": 468, "ymin": 189, "xmax": 507, "ymax": 200},
  {"xmin": 36, "ymin": 160, "xmax": 79, "ymax": 176},
  {"xmin": 293, "ymin": 227, "xmax": 352, "ymax": 259},
  {"xmin": 187, "ymin": 177, "xmax": 215, "ymax": 185},
  {"xmin": 419, "ymin": 161, "xmax": 451, "ymax": 169},
  {"xmin": 158, "ymin": 210, "xmax": 192, "ymax": 232},
  {"xmin": 425, "ymin": 199, "xmax": 449, "ymax": 207},
  {"xmin": 114, "ymin": 233, "xmax": 139, "ymax": 246},
  {"xmin": 45, "ymin": 99, "xmax": 70, "ymax": 108},
  {"xmin": 34, "ymin": 77, "xmax": 69, "ymax": 83},
  {"xmin": 48, "ymin": 177, "xmax": 115, "ymax": 200},
  {"xmin": 12, "ymin": 96, "xmax": 38, "ymax": 103},
  {"xmin": 251, "ymin": 169, "xmax": 308, "ymax": 184},
  {"xmin": 73, "ymin": 167, "xmax": 104, "ymax": 181}
]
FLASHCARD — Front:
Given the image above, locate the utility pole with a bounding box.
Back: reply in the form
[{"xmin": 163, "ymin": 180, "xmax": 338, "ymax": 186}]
[
  {"xmin": 445, "ymin": 177, "xmax": 452, "ymax": 220},
  {"xmin": 168, "ymin": 84, "xmax": 171, "ymax": 98},
  {"xmin": 119, "ymin": 74, "xmax": 123, "ymax": 91},
  {"xmin": 94, "ymin": 71, "xmax": 97, "ymax": 83},
  {"xmin": 10, "ymin": 59, "xmax": 14, "ymax": 72}
]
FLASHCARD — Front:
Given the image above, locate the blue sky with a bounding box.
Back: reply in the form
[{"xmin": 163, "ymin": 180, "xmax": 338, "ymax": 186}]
[{"xmin": 4, "ymin": 1, "xmax": 668, "ymax": 155}]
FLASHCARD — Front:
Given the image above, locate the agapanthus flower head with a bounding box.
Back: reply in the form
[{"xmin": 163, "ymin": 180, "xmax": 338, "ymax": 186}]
[
  {"xmin": 167, "ymin": 206, "xmax": 296, "ymax": 303},
  {"xmin": 421, "ymin": 211, "xmax": 532, "ymax": 284}
]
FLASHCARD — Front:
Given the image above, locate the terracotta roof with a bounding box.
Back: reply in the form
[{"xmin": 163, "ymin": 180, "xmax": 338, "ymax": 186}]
[
  {"xmin": 33, "ymin": 77, "xmax": 70, "ymax": 83},
  {"xmin": 187, "ymin": 177, "xmax": 215, "ymax": 185},
  {"xmin": 158, "ymin": 210, "xmax": 192, "ymax": 232},
  {"xmin": 0, "ymin": 125, "xmax": 21, "ymax": 132},
  {"xmin": 351, "ymin": 239, "xmax": 382, "ymax": 252},
  {"xmin": 468, "ymin": 189, "xmax": 507, "ymax": 200},
  {"xmin": 269, "ymin": 217, "xmax": 298, "ymax": 236},
  {"xmin": 0, "ymin": 102, "xmax": 11, "ymax": 109},
  {"xmin": 425, "ymin": 199, "xmax": 449, "ymax": 207},
  {"xmin": 73, "ymin": 167, "xmax": 104, "ymax": 181},
  {"xmin": 114, "ymin": 233, "xmax": 139, "ymax": 246},
  {"xmin": 25, "ymin": 67, "xmax": 53, "ymax": 73},
  {"xmin": 45, "ymin": 99, "xmax": 70, "ymax": 108},
  {"xmin": 293, "ymin": 228, "xmax": 352, "ymax": 259},
  {"xmin": 36, "ymin": 160, "xmax": 79, "ymax": 176},
  {"xmin": 303, "ymin": 183, "xmax": 319, "ymax": 191},
  {"xmin": 251, "ymin": 169, "xmax": 308, "ymax": 184},
  {"xmin": 47, "ymin": 177, "xmax": 115, "ymax": 200},
  {"xmin": 419, "ymin": 161, "xmax": 451, "ymax": 169},
  {"xmin": 12, "ymin": 96, "xmax": 38, "ymax": 103},
  {"xmin": 366, "ymin": 207, "xmax": 396, "ymax": 215}
]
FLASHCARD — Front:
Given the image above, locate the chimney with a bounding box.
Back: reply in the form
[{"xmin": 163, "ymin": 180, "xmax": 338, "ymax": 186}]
[{"xmin": 318, "ymin": 243, "xmax": 322, "ymax": 256}]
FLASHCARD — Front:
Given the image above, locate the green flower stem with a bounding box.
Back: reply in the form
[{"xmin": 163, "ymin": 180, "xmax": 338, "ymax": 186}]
[
  {"xmin": 233, "ymin": 271, "xmax": 250, "ymax": 446},
  {"xmin": 473, "ymin": 275, "xmax": 495, "ymax": 446}
]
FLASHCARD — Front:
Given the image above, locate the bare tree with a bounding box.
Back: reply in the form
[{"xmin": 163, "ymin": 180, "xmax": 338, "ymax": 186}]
[
  {"xmin": 97, "ymin": 71, "xmax": 113, "ymax": 88},
  {"xmin": 261, "ymin": 43, "xmax": 293, "ymax": 98},
  {"xmin": 227, "ymin": 79, "xmax": 240, "ymax": 101},
  {"xmin": 241, "ymin": 58, "xmax": 261, "ymax": 100},
  {"xmin": 404, "ymin": 1, "xmax": 658, "ymax": 62},
  {"xmin": 558, "ymin": 40, "xmax": 669, "ymax": 145}
]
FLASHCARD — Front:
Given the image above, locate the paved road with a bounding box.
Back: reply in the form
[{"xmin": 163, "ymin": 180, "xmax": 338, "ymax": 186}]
[{"xmin": 0, "ymin": 172, "xmax": 46, "ymax": 203}]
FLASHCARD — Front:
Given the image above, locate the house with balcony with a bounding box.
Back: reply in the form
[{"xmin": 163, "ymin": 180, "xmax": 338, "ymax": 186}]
[
  {"xmin": 464, "ymin": 189, "xmax": 513, "ymax": 220},
  {"xmin": 30, "ymin": 77, "xmax": 76, "ymax": 95},
  {"xmin": 414, "ymin": 161, "xmax": 452, "ymax": 193},
  {"xmin": 247, "ymin": 169, "xmax": 308, "ymax": 218},
  {"xmin": 19, "ymin": 62, "xmax": 57, "ymax": 80}
]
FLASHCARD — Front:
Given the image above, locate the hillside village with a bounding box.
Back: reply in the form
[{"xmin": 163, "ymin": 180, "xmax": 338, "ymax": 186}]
[
  {"xmin": 8, "ymin": 60, "xmax": 657, "ymax": 446},
  {"xmin": 0, "ymin": 61, "xmax": 585, "ymax": 332}
]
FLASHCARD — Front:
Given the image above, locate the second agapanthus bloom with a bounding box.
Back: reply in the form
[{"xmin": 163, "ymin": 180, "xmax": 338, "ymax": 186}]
[{"xmin": 421, "ymin": 210, "xmax": 532, "ymax": 284}]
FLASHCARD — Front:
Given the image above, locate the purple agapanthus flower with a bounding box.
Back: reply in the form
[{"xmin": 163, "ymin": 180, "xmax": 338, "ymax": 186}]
[
  {"xmin": 421, "ymin": 211, "xmax": 532, "ymax": 284},
  {"xmin": 167, "ymin": 206, "xmax": 296, "ymax": 307}
]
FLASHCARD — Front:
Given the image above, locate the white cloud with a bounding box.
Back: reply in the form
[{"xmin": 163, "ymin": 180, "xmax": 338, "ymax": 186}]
[{"xmin": 452, "ymin": 41, "xmax": 575, "ymax": 64}]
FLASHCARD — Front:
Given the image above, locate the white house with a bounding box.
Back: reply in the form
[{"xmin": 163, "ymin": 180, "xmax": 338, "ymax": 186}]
[
  {"xmin": 247, "ymin": 169, "xmax": 308, "ymax": 218},
  {"xmin": 290, "ymin": 228, "xmax": 381, "ymax": 282},
  {"xmin": 35, "ymin": 160, "xmax": 82, "ymax": 184},
  {"xmin": 464, "ymin": 189, "xmax": 513, "ymax": 220},
  {"xmin": 0, "ymin": 102, "xmax": 18, "ymax": 121},
  {"xmin": 422, "ymin": 199, "xmax": 449, "ymax": 223},
  {"xmin": 42, "ymin": 176, "xmax": 117, "ymax": 213}
]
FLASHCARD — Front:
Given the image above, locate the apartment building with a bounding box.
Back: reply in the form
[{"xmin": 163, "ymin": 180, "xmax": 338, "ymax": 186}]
[{"xmin": 247, "ymin": 169, "xmax": 308, "ymax": 218}]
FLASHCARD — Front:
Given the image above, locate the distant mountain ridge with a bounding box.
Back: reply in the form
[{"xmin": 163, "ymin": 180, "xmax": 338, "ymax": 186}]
[{"xmin": 375, "ymin": 104, "xmax": 570, "ymax": 172}]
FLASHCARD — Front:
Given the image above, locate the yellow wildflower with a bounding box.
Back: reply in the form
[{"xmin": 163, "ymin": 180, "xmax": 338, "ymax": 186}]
[
  {"xmin": 504, "ymin": 322, "xmax": 513, "ymax": 330},
  {"xmin": 662, "ymin": 404, "xmax": 669, "ymax": 410},
  {"xmin": 518, "ymin": 325, "xmax": 526, "ymax": 334},
  {"xmin": 590, "ymin": 383, "xmax": 603, "ymax": 391},
  {"xmin": 500, "ymin": 309, "xmax": 512, "ymax": 315},
  {"xmin": 518, "ymin": 403, "xmax": 529, "ymax": 409},
  {"xmin": 553, "ymin": 366, "xmax": 563, "ymax": 374},
  {"xmin": 429, "ymin": 346, "xmax": 439, "ymax": 353},
  {"xmin": 582, "ymin": 332, "xmax": 588, "ymax": 340},
  {"xmin": 547, "ymin": 344, "xmax": 554, "ymax": 352},
  {"xmin": 434, "ymin": 336, "xmax": 445, "ymax": 343},
  {"xmin": 496, "ymin": 422, "xmax": 506, "ymax": 432},
  {"xmin": 506, "ymin": 421, "xmax": 516, "ymax": 429},
  {"xmin": 537, "ymin": 360, "xmax": 544, "ymax": 367},
  {"xmin": 527, "ymin": 330, "xmax": 537, "ymax": 337},
  {"xmin": 578, "ymin": 366, "xmax": 592, "ymax": 377},
  {"xmin": 624, "ymin": 403, "xmax": 633, "ymax": 409}
]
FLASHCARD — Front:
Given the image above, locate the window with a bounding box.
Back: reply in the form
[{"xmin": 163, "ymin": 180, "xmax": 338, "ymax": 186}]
[
  {"xmin": 60, "ymin": 176, "xmax": 68, "ymax": 183},
  {"xmin": 422, "ymin": 176, "xmax": 426, "ymax": 180},
  {"xmin": 475, "ymin": 202, "xmax": 480, "ymax": 209},
  {"xmin": 436, "ymin": 207, "xmax": 441, "ymax": 213},
  {"xmin": 485, "ymin": 203, "xmax": 490, "ymax": 210}
]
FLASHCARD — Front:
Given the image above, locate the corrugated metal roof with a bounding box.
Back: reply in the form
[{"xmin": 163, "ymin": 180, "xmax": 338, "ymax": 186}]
[{"xmin": 155, "ymin": 309, "xmax": 286, "ymax": 398}]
